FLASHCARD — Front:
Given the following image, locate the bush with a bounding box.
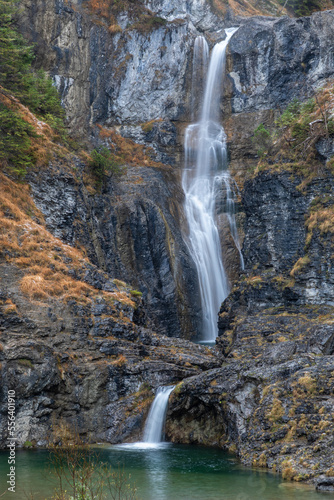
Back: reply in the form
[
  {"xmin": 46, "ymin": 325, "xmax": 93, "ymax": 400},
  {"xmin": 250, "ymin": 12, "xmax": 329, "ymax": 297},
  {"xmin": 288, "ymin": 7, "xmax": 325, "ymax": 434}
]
[
  {"xmin": 276, "ymin": 99, "xmax": 301, "ymax": 129},
  {"xmin": 0, "ymin": 1, "xmax": 63, "ymax": 118},
  {"xmin": 89, "ymin": 146, "xmax": 125, "ymax": 183},
  {"xmin": 0, "ymin": 0, "xmax": 66, "ymax": 175},
  {"xmin": 252, "ymin": 123, "xmax": 272, "ymax": 157},
  {"xmin": 49, "ymin": 425, "xmax": 139, "ymax": 500},
  {"xmin": 0, "ymin": 102, "xmax": 38, "ymax": 177},
  {"xmin": 277, "ymin": 0, "xmax": 329, "ymax": 16}
]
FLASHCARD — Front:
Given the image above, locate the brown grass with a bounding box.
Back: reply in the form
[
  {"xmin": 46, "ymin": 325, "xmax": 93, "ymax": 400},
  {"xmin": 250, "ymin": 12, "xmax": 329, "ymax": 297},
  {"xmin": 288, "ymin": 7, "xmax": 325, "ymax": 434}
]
[
  {"xmin": 0, "ymin": 172, "xmax": 135, "ymax": 309},
  {"xmin": 306, "ymin": 208, "xmax": 334, "ymax": 234},
  {"xmin": 290, "ymin": 256, "xmax": 311, "ymax": 277},
  {"xmin": 111, "ymin": 354, "xmax": 127, "ymax": 367},
  {"xmin": 97, "ymin": 125, "xmax": 169, "ymax": 170}
]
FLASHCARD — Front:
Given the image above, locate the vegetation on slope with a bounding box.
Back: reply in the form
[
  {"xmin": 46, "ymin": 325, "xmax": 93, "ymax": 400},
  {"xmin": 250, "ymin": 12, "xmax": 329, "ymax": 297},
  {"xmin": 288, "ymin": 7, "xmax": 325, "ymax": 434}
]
[
  {"xmin": 210, "ymin": 0, "xmax": 333, "ymax": 17},
  {"xmin": 0, "ymin": 0, "xmax": 66, "ymax": 176},
  {"xmin": 0, "ymin": 171, "xmax": 138, "ymax": 310},
  {"xmin": 86, "ymin": 0, "xmax": 166, "ymax": 33},
  {"xmin": 252, "ymin": 81, "xmax": 334, "ymax": 181}
]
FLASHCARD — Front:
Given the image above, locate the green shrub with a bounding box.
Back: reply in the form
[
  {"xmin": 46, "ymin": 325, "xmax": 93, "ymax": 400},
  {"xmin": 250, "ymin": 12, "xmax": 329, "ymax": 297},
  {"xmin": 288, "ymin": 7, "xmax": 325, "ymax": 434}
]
[
  {"xmin": 0, "ymin": 1, "xmax": 63, "ymax": 119},
  {"xmin": 0, "ymin": 102, "xmax": 38, "ymax": 177},
  {"xmin": 276, "ymin": 99, "xmax": 302, "ymax": 129},
  {"xmin": 277, "ymin": 0, "xmax": 329, "ymax": 16},
  {"xmin": 0, "ymin": 0, "xmax": 66, "ymax": 175},
  {"xmin": 89, "ymin": 146, "xmax": 125, "ymax": 183},
  {"xmin": 252, "ymin": 123, "xmax": 272, "ymax": 157}
]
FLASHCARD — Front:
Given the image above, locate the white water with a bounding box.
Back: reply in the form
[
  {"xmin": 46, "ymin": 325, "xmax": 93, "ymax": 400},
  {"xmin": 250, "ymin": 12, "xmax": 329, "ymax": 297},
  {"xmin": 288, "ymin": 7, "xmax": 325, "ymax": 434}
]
[
  {"xmin": 143, "ymin": 386, "xmax": 175, "ymax": 444},
  {"xmin": 191, "ymin": 36, "xmax": 209, "ymax": 121},
  {"xmin": 183, "ymin": 28, "xmax": 243, "ymax": 342}
]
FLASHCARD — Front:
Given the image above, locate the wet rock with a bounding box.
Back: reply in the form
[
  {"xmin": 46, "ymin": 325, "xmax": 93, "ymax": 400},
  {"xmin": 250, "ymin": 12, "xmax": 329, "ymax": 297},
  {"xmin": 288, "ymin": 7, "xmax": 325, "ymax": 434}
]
[
  {"xmin": 316, "ymin": 477, "xmax": 334, "ymax": 492},
  {"xmin": 28, "ymin": 162, "xmax": 202, "ymax": 338}
]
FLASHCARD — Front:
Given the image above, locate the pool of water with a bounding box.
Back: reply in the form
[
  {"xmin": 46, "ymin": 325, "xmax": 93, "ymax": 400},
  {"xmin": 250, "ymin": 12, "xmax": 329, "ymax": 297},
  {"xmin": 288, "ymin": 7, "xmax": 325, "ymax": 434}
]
[{"xmin": 0, "ymin": 443, "xmax": 327, "ymax": 499}]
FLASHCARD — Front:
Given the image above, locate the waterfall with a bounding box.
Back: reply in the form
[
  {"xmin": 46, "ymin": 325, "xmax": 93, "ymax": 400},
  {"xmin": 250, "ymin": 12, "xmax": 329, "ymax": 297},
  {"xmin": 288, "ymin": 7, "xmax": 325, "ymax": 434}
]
[
  {"xmin": 143, "ymin": 386, "xmax": 174, "ymax": 444},
  {"xmin": 191, "ymin": 36, "xmax": 209, "ymax": 121},
  {"xmin": 183, "ymin": 28, "xmax": 243, "ymax": 342}
]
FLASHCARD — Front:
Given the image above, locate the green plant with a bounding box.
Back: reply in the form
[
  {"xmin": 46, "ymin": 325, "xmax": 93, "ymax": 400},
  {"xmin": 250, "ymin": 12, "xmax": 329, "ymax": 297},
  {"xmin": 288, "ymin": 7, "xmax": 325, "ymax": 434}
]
[
  {"xmin": 0, "ymin": 102, "xmax": 38, "ymax": 177},
  {"xmin": 0, "ymin": 1, "xmax": 64, "ymax": 119},
  {"xmin": 276, "ymin": 99, "xmax": 302, "ymax": 129},
  {"xmin": 0, "ymin": 0, "xmax": 67, "ymax": 175},
  {"xmin": 277, "ymin": 0, "xmax": 329, "ymax": 16},
  {"xmin": 252, "ymin": 123, "xmax": 272, "ymax": 157},
  {"xmin": 89, "ymin": 146, "xmax": 125, "ymax": 183}
]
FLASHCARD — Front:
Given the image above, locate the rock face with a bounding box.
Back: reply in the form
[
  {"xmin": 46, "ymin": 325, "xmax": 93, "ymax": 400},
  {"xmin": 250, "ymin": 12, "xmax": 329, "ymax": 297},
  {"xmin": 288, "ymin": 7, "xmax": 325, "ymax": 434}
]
[
  {"xmin": 226, "ymin": 11, "xmax": 334, "ymax": 114},
  {"xmin": 0, "ymin": 266, "xmax": 219, "ymax": 447},
  {"xmin": 144, "ymin": 0, "xmax": 224, "ymax": 31},
  {"xmin": 18, "ymin": 0, "xmax": 202, "ymax": 136},
  {"xmin": 27, "ymin": 160, "xmax": 202, "ymax": 338},
  {"xmin": 16, "ymin": 2, "xmax": 334, "ymax": 339},
  {"xmin": 166, "ymin": 165, "xmax": 334, "ymax": 486}
]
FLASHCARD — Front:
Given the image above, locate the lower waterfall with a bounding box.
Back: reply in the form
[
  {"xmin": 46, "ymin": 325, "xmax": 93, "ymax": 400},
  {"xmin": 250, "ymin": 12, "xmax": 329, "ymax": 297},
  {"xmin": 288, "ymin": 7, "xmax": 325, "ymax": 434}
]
[
  {"xmin": 143, "ymin": 386, "xmax": 175, "ymax": 444},
  {"xmin": 182, "ymin": 27, "xmax": 243, "ymax": 342}
]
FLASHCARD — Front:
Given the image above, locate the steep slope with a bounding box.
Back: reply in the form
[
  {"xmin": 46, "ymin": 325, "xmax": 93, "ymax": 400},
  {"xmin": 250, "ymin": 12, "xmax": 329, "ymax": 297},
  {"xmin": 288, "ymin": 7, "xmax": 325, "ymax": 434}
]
[{"xmin": 0, "ymin": 142, "xmax": 219, "ymax": 446}]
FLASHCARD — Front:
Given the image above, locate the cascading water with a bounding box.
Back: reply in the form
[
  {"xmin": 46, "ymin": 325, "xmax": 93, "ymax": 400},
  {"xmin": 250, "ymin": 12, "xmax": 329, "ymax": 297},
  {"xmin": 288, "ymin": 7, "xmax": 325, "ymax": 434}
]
[
  {"xmin": 191, "ymin": 36, "xmax": 209, "ymax": 121},
  {"xmin": 143, "ymin": 386, "xmax": 174, "ymax": 444},
  {"xmin": 183, "ymin": 27, "xmax": 243, "ymax": 342}
]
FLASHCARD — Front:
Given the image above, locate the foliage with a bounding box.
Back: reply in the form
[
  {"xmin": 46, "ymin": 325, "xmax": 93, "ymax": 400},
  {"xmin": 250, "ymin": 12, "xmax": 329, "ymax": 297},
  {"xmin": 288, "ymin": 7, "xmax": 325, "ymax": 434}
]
[
  {"xmin": 277, "ymin": 0, "xmax": 333, "ymax": 16},
  {"xmin": 252, "ymin": 123, "xmax": 272, "ymax": 158},
  {"xmin": 89, "ymin": 146, "xmax": 125, "ymax": 183},
  {"xmin": 252, "ymin": 82, "xmax": 334, "ymax": 181},
  {"xmin": 0, "ymin": 0, "xmax": 64, "ymax": 120},
  {"xmin": 0, "ymin": 0, "xmax": 66, "ymax": 175},
  {"xmin": 131, "ymin": 15, "xmax": 167, "ymax": 33},
  {"xmin": 0, "ymin": 102, "xmax": 38, "ymax": 177},
  {"xmin": 0, "ymin": 0, "xmax": 33, "ymax": 95},
  {"xmin": 275, "ymin": 98, "xmax": 302, "ymax": 128},
  {"xmin": 86, "ymin": 0, "xmax": 166, "ymax": 33}
]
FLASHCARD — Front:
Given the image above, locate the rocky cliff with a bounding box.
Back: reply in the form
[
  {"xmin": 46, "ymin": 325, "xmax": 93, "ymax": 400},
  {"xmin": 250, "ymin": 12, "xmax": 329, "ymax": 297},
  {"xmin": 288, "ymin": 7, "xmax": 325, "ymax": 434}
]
[
  {"xmin": 165, "ymin": 12, "xmax": 334, "ymax": 488},
  {"xmin": 15, "ymin": 1, "xmax": 334, "ymax": 339},
  {"xmin": 1, "ymin": 0, "xmax": 334, "ymax": 491}
]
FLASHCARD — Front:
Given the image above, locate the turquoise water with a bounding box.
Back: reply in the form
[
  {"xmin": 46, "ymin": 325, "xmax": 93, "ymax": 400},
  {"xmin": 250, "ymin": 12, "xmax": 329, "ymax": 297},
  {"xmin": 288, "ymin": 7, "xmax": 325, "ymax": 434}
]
[{"xmin": 0, "ymin": 443, "xmax": 327, "ymax": 499}]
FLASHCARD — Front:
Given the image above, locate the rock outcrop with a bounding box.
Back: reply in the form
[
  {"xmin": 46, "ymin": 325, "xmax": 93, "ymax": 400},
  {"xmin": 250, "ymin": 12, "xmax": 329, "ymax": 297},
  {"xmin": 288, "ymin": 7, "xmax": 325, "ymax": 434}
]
[
  {"xmin": 166, "ymin": 165, "xmax": 334, "ymax": 487},
  {"xmin": 27, "ymin": 159, "xmax": 202, "ymax": 338},
  {"xmin": 2, "ymin": 0, "xmax": 334, "ymax": 490}
]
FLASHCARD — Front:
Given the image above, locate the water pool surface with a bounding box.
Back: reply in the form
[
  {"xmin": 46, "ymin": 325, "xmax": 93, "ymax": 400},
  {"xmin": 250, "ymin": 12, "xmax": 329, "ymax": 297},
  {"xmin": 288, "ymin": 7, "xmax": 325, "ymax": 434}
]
[{"xmin": 0, "ymin": 444, "xmax": 327, "ymax": 499}]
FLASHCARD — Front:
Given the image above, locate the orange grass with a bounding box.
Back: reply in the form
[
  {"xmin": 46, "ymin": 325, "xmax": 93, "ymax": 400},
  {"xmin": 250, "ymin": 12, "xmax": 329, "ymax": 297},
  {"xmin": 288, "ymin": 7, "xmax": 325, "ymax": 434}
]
[
  {"xmin": 97, "ymin": 125, "xmax": 169, "ymax": 170},
  {"xmin": 0, "ymin": 172, "xmax": 135, "ymax": 309}
]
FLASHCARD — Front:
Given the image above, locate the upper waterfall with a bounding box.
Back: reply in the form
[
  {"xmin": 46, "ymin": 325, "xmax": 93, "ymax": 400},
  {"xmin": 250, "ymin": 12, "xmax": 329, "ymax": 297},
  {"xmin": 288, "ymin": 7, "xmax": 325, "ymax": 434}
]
[{"xmin": 182, "ymin": 28, "xmax": 243, "ymax": 342}]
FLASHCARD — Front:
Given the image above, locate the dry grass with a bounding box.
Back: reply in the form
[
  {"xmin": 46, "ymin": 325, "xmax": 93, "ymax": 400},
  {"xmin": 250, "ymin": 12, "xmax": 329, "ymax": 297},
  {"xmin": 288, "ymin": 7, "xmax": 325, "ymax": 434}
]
[
  {"xmin": 3, "ymin": 299, "xmax": 18, "ymax": 314},
  {"xmin": 210, "ymin": 0, "xmax": 290, "ymax": 17},
  {"xmin": 253, "ymin": 81, "xmax": 334, "ymax": 184},
  {"xmin": 306, "ymin": 207, "xmax": 334, "ymax": 235},
  {"xmin": 290, "ymin": 256, "xmax": 311, "ymax": 277},
  {"xmin": 97, "ymin": 125, "xmax": 169, "ymax": 170},
  {"xmin": 268, "ymin": 398, "xmax": 285, "ymax": 423},
  {"xmin": 111, "ymin": 354, "xmax": 127, "ymax": 367},
  {"xmin": 0, "ymin": 172, "xmax": 135, "ymax": 309}
]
